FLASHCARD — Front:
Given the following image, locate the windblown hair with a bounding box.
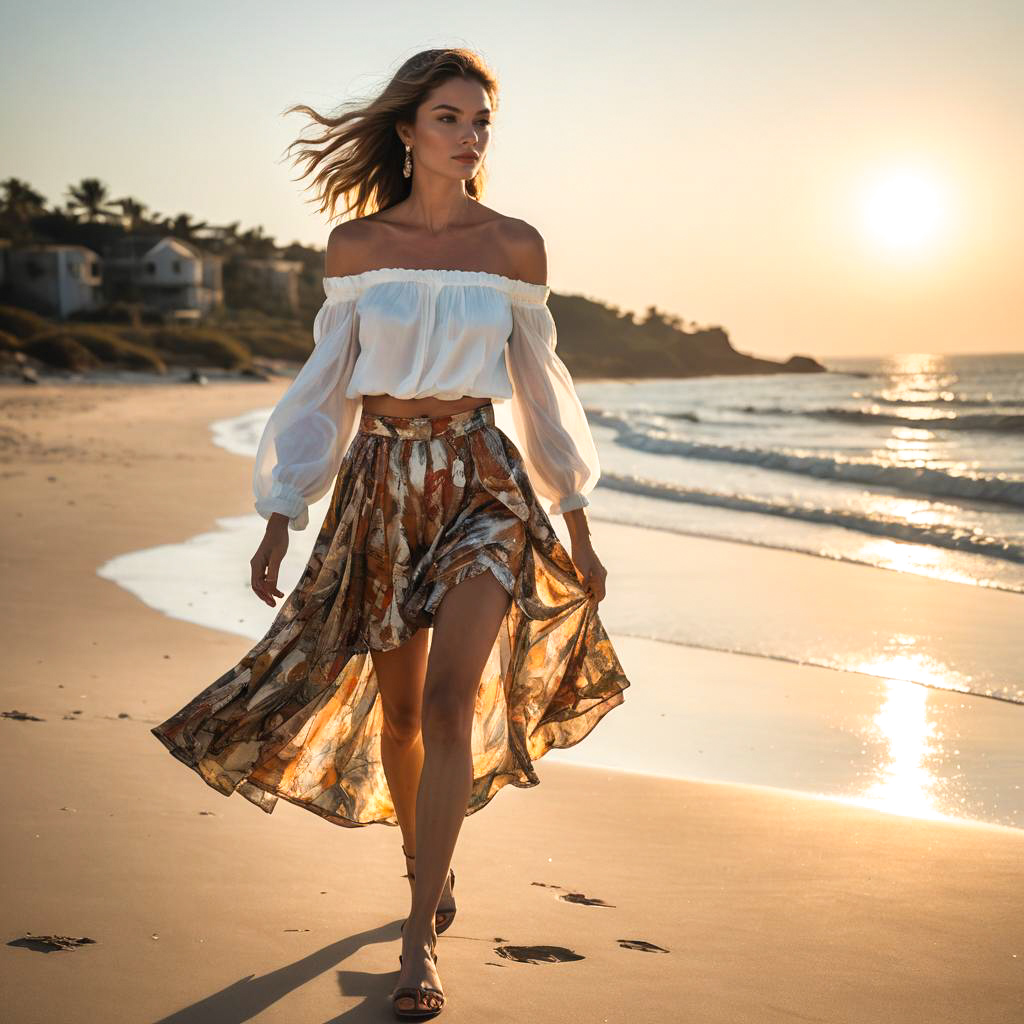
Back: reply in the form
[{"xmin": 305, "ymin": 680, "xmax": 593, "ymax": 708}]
[{"xmin": 282, "ymin": 48, "xmax": 499, "ymax": 223}]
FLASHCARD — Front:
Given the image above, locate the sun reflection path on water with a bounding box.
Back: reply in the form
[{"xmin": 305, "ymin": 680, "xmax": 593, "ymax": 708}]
[
  {"xmin": 838, "ymin": 675, "xmax": 959, "ymax": 824},
  {"xmin": 827, "ymin": 632, "xmax": 1015, "ymax": 825}
]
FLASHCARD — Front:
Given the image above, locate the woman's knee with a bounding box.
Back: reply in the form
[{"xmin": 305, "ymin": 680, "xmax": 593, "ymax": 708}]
[
  {"xmin": 420, "ymin": 682, "xmax": 476, "ymax": 745},
  {"xmin": 381, "ymin": 703, "xmax": 421, "ymax": 745},
  {"xmin": 371, "ymin": 629, "xmax": 428, "ymax": 745}
]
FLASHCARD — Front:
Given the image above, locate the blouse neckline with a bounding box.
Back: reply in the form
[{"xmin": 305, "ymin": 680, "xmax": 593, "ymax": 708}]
[{"xmin": 322, "ymin": 266, "xmax": 550, "ymax": 305}]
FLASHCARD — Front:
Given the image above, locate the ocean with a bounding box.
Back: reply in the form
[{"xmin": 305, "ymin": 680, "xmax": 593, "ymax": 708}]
[{"xmin": 577, "ymin": 352, "xmax": 1024, "ymax": 594}]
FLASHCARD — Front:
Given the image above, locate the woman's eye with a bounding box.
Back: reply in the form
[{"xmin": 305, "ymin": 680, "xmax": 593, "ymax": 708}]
[{"xmin": 439, "ymin": 115, "xmax": 491, "ymax": 126}]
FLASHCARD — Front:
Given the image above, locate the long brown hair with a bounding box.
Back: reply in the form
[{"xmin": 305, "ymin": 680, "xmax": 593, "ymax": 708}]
[{"xmin": 282, "ymin": 48, "xmax": 500, "ymax": 224}]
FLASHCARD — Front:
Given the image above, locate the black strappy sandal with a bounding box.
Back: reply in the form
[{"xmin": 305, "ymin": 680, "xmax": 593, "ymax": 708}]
[
  {"xmin": 402, "ymin": 844, "xmax": 457, "ymax": 934},
  {"xmin": 393, "ymin": 930, "xmax": 445, "ymax": 1019}
]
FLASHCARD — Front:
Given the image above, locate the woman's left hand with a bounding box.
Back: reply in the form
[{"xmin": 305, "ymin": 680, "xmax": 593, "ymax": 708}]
[{"xmin": 570, "ymin": 538, "xmax": 608, "ymax": 605}]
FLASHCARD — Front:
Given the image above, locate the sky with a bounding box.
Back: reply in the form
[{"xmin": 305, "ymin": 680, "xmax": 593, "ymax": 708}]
[{"xmin": 2, "ymin": 0, "xmax": 1021, "ymax": 359}]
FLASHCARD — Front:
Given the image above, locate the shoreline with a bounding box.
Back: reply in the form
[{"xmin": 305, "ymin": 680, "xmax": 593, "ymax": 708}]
[{"xmin": 10, "ymin": 368, "xmax": 1024, "ymax": 594}]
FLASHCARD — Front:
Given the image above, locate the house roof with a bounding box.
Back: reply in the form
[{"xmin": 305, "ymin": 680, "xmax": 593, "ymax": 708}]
[{"xmin": 107, "ymin": 234, "xmax": 216, "ymax": 262}]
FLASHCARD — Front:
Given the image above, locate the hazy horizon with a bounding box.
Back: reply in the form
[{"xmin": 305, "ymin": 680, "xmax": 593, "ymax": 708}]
[{"xmin": 2, "ymin": 0, "xmax": 1021, "ymax": 359}]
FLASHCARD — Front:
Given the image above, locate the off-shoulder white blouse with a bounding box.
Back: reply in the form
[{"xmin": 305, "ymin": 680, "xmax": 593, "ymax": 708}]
[{"xmin": 253, "ymin": 267, "xmax": 600, "ymax": 530}]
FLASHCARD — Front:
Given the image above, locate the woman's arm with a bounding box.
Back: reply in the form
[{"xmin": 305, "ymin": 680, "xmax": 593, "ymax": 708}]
[
  {"xmin": 505, "ymin": 225, "xmax": 607, "ymax": 602},
  {"xmin": 252, "ymin": 295, "xmax": 362, "ymax": 531}
]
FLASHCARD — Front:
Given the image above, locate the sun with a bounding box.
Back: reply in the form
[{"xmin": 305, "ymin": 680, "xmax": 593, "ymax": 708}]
[{"xmin": 860, "ymin": 169, "xmax": 948, "ymax": 253}]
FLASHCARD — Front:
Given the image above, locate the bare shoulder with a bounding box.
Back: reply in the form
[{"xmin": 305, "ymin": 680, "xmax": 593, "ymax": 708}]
[
  {"xmin": 324, "ymin": 218, "xmax": 374, "ymax": 278},
  {"xmin": 495, "ymin": 215, "xmax": 547, "ymax": 286}
]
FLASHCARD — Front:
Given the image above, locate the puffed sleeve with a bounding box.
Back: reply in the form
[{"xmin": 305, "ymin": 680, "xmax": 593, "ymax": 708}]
[
  {"xmin": 252, "ymin": 296, "xmax": 362, "ymax": 531},
  {"xmin": 504, "ymin": 296, "xmax": 600, "ymax": 515}
]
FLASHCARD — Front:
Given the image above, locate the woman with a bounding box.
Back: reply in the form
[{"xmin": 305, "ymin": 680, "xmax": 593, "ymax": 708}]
[{"xmin": 152, "ymin": 48, "xmax": 630, "ymax": 1020}]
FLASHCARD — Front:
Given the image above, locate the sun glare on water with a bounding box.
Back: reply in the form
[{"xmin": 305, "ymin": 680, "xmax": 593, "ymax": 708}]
[{"xmin": 860, "ymin": 169, "xmax": 949, "ymax": 254}]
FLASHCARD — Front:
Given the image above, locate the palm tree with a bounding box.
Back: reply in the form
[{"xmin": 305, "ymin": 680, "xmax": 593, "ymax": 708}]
[
  {"xmin": 1, "ymin": 177, "xmax": 47, "ymax": 221},
  {"xmin": 108, "ymin": 196, "xmax": 149, "ymax": 232},
  {"xmin": 168, "ymin": 212, "xmax": 209, "ymax": 241},
  {"xmin": 65, "ymin": 177, "xmax": 117, "ymax": 223},
  {"xmin": 0, "ymin": 178, "xmax": 47, "ymax": 239}
]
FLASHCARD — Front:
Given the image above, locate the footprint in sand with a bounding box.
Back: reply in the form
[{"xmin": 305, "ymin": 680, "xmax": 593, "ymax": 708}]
[
  {"xmin": 495, "ymin": 944, "xmax": 585, "ymax": 964},
  {"xmin": 559, "ymin": 891, "xmax": 615, "ymax": 907},
  {"xmin": 529, "ymin": 881, "xmax": 616, "ymax": 907},
  {"xmin": 10, "ymin": 934, "xmax": 97, "ymax": 953},
  {"xmin": 618, "ymin": 938, "xmax": 670, "ymax": 953}
]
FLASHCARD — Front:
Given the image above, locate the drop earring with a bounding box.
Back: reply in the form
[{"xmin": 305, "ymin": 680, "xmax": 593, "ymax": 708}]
[{"xmin": 402, "ymin": 144, "xmax": 412, "ymax": 178}]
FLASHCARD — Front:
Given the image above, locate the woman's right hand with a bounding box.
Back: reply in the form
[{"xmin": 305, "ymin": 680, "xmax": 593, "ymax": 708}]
[{"xmin": 251, "ymin": 516, "xmax": 289, "ymax": 607}]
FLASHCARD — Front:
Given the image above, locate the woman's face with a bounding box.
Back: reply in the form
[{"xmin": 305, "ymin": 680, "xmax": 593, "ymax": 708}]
[{"xmin": 403, "ymin": 77, "xmax": 492, "ymax": 181}]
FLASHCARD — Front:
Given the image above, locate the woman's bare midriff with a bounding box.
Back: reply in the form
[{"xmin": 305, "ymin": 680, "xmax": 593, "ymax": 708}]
[{"xmin": 360, "ymin": 394, "xmax": 492, "ymax": 417}]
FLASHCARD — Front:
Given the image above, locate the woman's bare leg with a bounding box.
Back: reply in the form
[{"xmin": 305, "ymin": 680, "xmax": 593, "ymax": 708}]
[
  {"xmin": 393, "ymin": 567, "xmax": 513, "ymax": 1006},
  {"xmin": 371, "ymin": 629, "xmax": 457, "ymax": 915},
  {"xmin": 370, "ymin": 629, "xmax": 429, "ymax": 855}
]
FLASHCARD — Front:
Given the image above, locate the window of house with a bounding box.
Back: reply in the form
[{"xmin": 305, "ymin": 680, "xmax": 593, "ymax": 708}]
[
  {"xmin": 173, "ymin": 260, "xmax": 181, "ymax": 273},
  {"xmin": 146, "ymin": 262, "xmax": 156, "ymax": 275}
]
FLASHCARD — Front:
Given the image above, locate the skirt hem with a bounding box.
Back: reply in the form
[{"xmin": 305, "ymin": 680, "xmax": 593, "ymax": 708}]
[{"xmin": 151, "ymin": 679, "xmax": 627, "ymax": 829}]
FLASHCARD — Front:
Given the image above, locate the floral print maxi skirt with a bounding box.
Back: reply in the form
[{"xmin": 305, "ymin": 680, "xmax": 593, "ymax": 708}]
[{"xmin": 151, "ymin": 401, "xmax": 631, "ymax": 828}]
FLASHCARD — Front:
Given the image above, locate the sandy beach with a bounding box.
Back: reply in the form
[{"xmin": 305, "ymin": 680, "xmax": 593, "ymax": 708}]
[{"xmin": 1, "ymin": 377, "xmax": 1022, "ymax": 1023}]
